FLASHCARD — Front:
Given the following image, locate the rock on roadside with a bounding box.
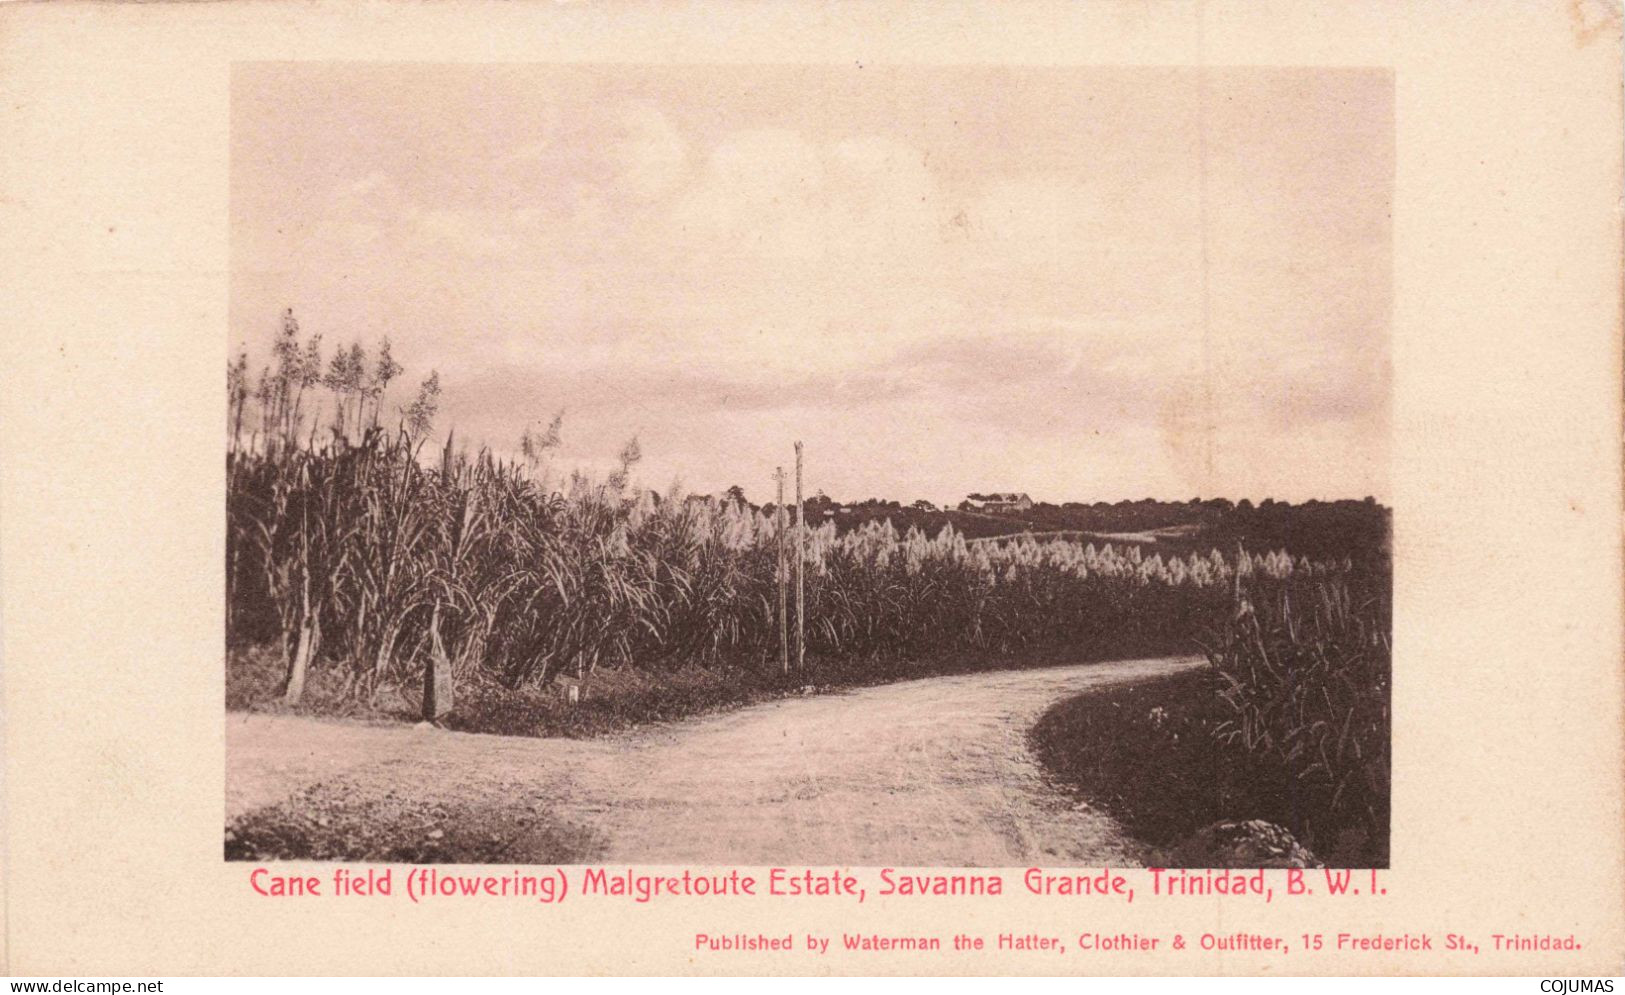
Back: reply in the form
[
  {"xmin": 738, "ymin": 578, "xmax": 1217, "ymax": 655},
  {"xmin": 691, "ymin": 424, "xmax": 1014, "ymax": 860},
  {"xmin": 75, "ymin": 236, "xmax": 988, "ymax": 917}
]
[{"xmin": 1162, "ymin": 819, "xmax": 1320, "ymax": 868}]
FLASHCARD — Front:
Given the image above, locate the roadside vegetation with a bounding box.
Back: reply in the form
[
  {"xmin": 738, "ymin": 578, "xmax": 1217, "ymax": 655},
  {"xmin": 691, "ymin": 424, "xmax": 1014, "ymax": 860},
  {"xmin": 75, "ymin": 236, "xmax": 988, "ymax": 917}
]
[
  {"xmin": 226, "ymin": 775, "xmax": 603, "ymax": 863},
  {"xmin": 1031, "ymin": 570, "xmax": 1392, "ymax": 867}
]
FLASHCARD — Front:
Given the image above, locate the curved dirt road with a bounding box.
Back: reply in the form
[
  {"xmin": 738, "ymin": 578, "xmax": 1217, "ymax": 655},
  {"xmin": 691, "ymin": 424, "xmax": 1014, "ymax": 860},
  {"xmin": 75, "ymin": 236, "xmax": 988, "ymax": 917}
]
[{"xmin": 227, "ymin": 655, "xmax": 1202, "ymax": 865}]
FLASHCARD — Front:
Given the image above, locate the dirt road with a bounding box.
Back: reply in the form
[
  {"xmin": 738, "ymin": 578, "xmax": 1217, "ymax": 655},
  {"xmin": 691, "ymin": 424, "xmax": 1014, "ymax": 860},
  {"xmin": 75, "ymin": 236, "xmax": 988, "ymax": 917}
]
[{"xmin": 227, "ymin": 655, "xmax": 1203, "ymax": 865}]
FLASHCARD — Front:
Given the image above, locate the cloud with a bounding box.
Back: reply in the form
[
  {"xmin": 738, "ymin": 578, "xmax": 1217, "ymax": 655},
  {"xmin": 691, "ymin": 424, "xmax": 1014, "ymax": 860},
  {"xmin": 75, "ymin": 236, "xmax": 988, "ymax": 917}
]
[
  {"xmin": 233, "ymin": 69, "xmax": 1391, "ymax": 502},
  {"xmin": 667, "ymin": 129, "xmax": 945, "ymax": 274},
  {"xmin": 493, "ymin": 102, "xmax": 689, "ymax": 202}
]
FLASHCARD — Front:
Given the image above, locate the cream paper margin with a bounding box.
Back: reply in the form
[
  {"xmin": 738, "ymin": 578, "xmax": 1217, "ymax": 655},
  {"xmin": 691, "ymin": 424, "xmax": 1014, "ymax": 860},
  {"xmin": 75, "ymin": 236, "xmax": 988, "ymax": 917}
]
[{"xmin": 0, "ymin": 0, "xmax": 1620, "ymax": 977}]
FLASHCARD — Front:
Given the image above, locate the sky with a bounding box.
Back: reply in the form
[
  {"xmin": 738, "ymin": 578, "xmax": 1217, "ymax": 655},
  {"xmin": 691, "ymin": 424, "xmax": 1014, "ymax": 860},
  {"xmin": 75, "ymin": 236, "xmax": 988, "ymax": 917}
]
[{"xmin": 231, "ymin": 64, "xmax": 1392, "ymax": 506}]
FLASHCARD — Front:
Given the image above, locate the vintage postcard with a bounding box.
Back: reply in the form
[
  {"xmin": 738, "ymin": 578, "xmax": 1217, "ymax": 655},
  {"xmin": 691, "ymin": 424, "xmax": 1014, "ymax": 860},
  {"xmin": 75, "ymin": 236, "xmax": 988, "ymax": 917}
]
[{"xmin": 1, "ymin": 0, "xmax": 1621, "ymax": 978}]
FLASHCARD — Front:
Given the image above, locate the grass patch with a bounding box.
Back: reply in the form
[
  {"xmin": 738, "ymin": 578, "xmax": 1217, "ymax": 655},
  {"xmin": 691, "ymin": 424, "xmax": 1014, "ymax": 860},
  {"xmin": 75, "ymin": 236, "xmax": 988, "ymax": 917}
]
[
  {"xmin": 224, "ymin": 777, "xmax": 604, "ymax": 863},
  {"xmin": 1031, "ymin": 667, "xmax": 1387, "ymax": 867},
  {"xmin": 1031, "ymin": 670, "xmax": 1234, "ymax": 848}
]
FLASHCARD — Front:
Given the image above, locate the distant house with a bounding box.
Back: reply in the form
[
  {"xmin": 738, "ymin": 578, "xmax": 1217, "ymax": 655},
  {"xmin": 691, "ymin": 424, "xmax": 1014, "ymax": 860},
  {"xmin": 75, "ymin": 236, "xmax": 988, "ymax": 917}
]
[{"xmin": 960, "ymin": 492, "xmax": 1033, "ymax": 514}]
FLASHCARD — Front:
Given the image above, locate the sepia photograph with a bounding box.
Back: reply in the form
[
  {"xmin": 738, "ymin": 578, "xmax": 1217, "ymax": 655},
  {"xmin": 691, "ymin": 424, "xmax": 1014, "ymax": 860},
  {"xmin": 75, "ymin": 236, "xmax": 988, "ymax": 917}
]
[
  {"xmin": 8, "ymin": 0, "xmax": 1625, "ymax": 979},
  {"xmin": 222, "ymin": 63, "xmax": 1394, "ymax": 870}
]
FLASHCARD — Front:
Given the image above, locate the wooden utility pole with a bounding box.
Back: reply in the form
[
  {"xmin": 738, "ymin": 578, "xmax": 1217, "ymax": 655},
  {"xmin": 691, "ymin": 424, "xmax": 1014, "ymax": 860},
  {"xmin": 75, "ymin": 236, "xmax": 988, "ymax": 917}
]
[
  {"xmin": 794, "ymin": 441, "xmax": 805, "ymax": 672},
  {"xmin": 775, "ymin": 466, "xmax": 789, "ymax": 675}
]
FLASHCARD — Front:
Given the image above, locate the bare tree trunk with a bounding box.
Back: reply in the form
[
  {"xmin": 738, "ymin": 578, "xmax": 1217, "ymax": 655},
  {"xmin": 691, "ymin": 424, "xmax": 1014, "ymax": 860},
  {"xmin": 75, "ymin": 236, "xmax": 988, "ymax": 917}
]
[
  {"xmin": 283, "ymin": 509, "xmax": 317, "ymax": 704},
  {"xmin": 776, "ymin": 466, "xmax": 788, "ymax": 675},
  {"xmin": 282, "ymin": 609, "xmax": 319, "ymax": 705},
  {"xmin": 226, "ymin": 540, "xmax": 238, "ymax": 641},
  {"xmin": 794, "ymin": 441, "xmax": 805, "ymax": 672},
  {"xmin": 373, "ymin": 622, "xmax": 399, "ymax": 683},
  {"xmin": 423, "ymin": 608, "xmax": 454, "ymax": 722}
]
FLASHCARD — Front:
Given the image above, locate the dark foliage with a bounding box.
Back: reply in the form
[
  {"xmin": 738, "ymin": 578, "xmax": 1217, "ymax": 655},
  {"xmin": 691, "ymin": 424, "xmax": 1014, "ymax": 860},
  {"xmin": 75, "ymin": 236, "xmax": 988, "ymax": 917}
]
[{"xmin": 1031, "ymin": 572, "xmax": 1391, "ymax": 867}]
